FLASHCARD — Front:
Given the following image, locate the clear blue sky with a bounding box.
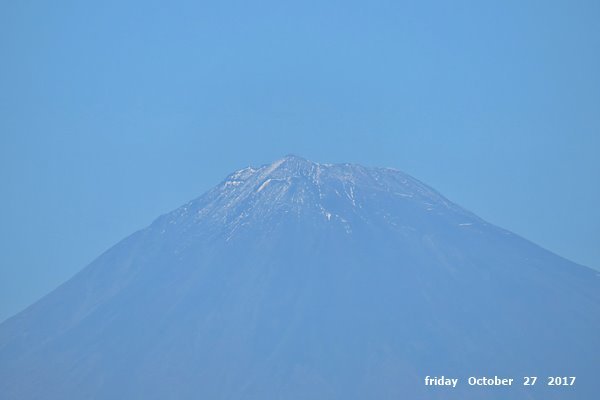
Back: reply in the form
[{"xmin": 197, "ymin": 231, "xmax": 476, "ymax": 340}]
[{"xmin": 1, "ymin": 0, "xmax": 599, "ymax": 322}]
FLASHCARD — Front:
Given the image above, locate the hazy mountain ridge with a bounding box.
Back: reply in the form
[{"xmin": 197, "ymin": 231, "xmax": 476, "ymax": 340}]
[{"xmin": 1, "ymin": 156, "xmax": 598, "ymax": 400}]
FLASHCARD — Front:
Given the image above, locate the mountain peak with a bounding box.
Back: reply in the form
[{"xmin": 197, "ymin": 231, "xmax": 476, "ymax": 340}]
[
  {"xmin": 281, "ymin": 153, "xmax": 309, "ymax": 163},
  {"xmin": 262, "ymin": 154, "xmax": 316, "ymax": 177},
  {"xmin": 159, "ymin": 156, "xmax": 478, "ymax": 242}
]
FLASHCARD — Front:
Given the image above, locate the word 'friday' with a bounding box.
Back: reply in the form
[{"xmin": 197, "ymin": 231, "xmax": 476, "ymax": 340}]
[{"xmin": 424, "ymin": 376, "xmax": 458, "ymax": 388}]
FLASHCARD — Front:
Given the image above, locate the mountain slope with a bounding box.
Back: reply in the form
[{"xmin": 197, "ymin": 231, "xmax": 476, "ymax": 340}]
[{"xmin": 1, "ymin": 155, "xmax": 599, "ymax": 399}]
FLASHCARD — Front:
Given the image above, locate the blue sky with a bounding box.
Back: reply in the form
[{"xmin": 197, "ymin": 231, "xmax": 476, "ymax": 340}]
[{"xmin": 1, "ymin": 0, "xmax": 599, "ymax": 322}]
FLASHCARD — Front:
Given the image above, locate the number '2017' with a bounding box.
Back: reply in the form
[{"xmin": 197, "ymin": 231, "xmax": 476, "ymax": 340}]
[{"xmin": 548, "ymin": 377, "xmax": 576, "ymax": 386}]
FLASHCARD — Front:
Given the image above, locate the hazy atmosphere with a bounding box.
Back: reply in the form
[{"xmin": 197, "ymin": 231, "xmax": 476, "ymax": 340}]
[{"xmin": 1, "ymin": 0, "xmax": 599, "ymax": 324}]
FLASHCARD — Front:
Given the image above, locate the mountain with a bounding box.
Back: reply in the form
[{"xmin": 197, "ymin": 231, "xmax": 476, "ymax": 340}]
[{"xmin": 1, "ymin": 155, "xmax": 598, "ymax": 399}]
